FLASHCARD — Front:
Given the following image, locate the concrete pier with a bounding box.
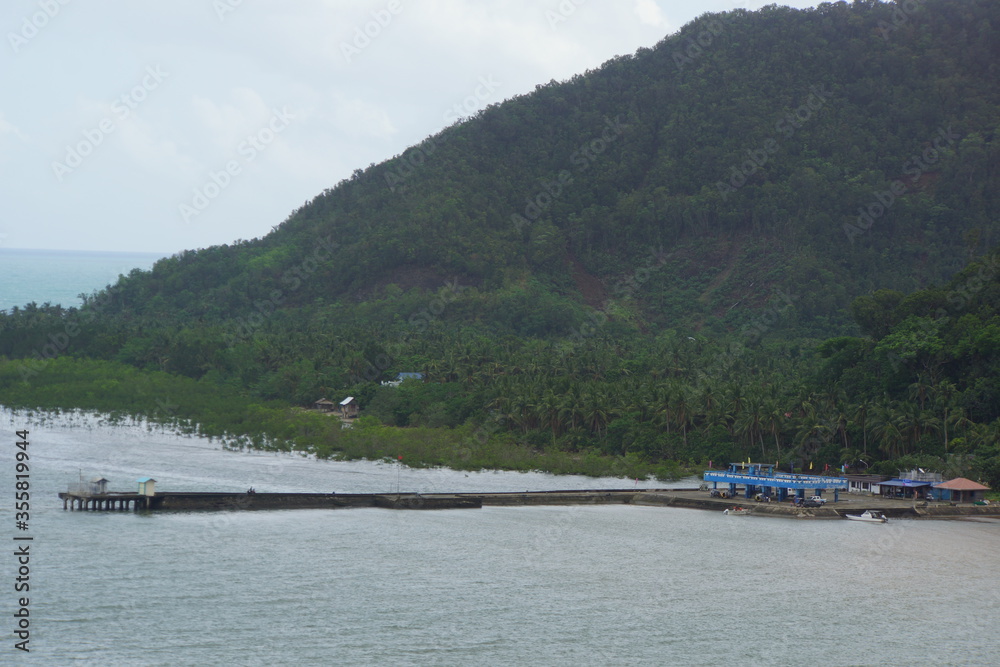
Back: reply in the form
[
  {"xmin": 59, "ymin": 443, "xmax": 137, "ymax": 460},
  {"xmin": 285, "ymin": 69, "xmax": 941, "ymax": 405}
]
[
  {"xmin": 57, "ymin": 488, "xmax": 1000, "ymax": 519},
  {"xmin": 60, "ymin": 492, "xmax": 149, "ymax": 511}
]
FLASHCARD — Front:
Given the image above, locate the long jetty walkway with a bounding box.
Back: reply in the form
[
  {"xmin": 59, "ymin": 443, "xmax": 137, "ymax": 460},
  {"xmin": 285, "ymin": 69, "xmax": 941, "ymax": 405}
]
[{"xmin": 57, "ymin": 488, "xmax": 1000, "ymax": 519}]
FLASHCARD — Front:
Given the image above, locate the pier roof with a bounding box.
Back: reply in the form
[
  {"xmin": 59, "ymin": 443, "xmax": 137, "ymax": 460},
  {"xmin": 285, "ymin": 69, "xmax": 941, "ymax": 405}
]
[
  {"xmin": 880, "ymin": 479, "xmax": 932, "ymax": 488},
  {"xmin": 934, "ymin": 477, "xmax": 990, "ymax": 491},
  {"xmin": 703, "ymin": 470, "xmax": 847, "ymax": 490}
]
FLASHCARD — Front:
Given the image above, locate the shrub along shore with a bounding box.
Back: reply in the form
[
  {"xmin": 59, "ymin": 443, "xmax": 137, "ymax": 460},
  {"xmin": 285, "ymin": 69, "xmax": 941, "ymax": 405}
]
[{"xmin": 0, "ymin": 356, "xmax": 685, "ymax": 481}]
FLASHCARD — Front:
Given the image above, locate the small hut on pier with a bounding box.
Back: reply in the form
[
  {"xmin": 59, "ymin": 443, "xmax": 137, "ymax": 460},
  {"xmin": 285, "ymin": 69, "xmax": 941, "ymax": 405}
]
[{"xmin": 90, "ymin": 477, "xmax": 109, "ymax": 495}]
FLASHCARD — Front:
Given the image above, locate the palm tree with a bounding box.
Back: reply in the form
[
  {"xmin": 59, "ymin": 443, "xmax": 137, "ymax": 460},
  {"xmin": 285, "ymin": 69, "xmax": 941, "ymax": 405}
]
[
  {"xmin": 582, "ymin": 390, "xmax": 609, "ymax": 438},
  {"xmin": 897, "ymin": 401, "xmax": 939, "ymax": 454},
  {"xmin": 908, "ymin": 376, "xmax": 932, "ymax": 410},
  {"xmin": 735, "ymin": 394, "xmax": 766, "ymax": 460},
  {"xmin": 933, "ymin": 380, "xmax": 958, "ymax": 452},
  {"xmin": 871, "ymin": 401, "xmax": 903, "ymax": 459},
  {"xmin": 558, "ymin": 385, "xmax": 583, "ymax": 433},
  {"xmin": 764, "ymin": 400, "xmax": 785, "ymax": 461},
  {"xmin": 852, "ymin": 400, "xmax": 874, "ymax": 456},
  {"xmin": 671, "ymin": 387, "xmax": 692, "ymax": 449}
]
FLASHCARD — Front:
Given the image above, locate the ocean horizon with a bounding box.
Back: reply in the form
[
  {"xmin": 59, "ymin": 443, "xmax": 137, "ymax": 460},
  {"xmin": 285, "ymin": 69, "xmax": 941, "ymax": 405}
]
[{"xmin": 0, "ymin": 247, "xmax": 168, "ymax": 313}]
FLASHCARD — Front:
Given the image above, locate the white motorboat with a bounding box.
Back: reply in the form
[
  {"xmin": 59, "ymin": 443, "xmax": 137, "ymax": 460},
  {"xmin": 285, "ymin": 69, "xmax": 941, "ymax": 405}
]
[
  {"xmin": 845, "ymin": 509, "xmax": 888, "ymax": 523},
  {"xmin": 723, "ymin": 506, "xmax": 751, "ymax": 515}
]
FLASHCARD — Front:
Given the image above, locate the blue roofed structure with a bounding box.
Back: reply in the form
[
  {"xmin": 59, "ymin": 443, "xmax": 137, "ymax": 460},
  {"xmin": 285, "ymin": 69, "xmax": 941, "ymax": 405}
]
[
  {"xmin": 703, "ymin": 462, "xmax": 848, "ymax": 502},
  {"xmin": 381, "ymin": 372, "xmax": 425, "ymax": 387}
]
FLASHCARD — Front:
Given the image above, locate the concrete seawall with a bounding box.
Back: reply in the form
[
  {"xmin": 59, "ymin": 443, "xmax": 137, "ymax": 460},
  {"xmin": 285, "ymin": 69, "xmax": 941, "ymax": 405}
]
[{"xmin": 147, "ymin": 492, "xmax": 483, "ymax": 511}]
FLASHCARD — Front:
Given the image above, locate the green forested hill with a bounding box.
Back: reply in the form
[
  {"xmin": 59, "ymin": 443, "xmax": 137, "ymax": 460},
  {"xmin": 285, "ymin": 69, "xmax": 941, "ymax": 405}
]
[
  {"xmin": 91, "ymin": 0, "xmax": 999, "ymax": 335},
  {"xmin": 2, "ymin": 0, "xmax": 999, "ymax": 486}
]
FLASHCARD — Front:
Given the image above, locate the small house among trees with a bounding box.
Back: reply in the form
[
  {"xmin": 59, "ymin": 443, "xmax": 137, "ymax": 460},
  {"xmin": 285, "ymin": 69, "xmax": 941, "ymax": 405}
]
[
  {"xmin": 313, "ymin": 398, "xmax": 337, "ymax": 413},
  {"xmin": 335, "ymin": 396, "xmax": 359, "ymax": 420}
]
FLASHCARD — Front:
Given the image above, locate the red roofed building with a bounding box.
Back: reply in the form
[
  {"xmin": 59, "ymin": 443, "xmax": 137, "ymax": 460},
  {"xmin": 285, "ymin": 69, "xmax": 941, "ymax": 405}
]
[{"xmin": 932, "ymin": 478, "xmax": 990, "ymax": 503}]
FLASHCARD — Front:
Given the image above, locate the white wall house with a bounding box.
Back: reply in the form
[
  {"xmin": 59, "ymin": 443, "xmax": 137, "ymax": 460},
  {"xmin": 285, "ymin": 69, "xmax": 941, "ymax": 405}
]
[{"xmin": 845, "ymin": 474, "xmax": 889, "ymax": 495}]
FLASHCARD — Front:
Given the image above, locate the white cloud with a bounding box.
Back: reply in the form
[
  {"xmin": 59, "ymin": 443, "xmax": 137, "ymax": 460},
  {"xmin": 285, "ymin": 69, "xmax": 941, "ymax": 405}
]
[
  {"xmin": 329, "ymin": 96, "xmax": 396, "ymax": 141},
  {"xmin": 115, "ymin": 118, "xmax": 199, "ymax": 178},
  {"xmin": 635, "ymin": 0, "xmax": 670, "ymax": 28},
  {"xmin": 0, "ymin": 113, "xmax": 29, "ymax": 143},
  {"xmin": 0, "ymin": 0, "xmax": 820, "ymax": 253},
  {"xmin": 191, "ymin": 89, "xmax": 272, "ymax": 152}
]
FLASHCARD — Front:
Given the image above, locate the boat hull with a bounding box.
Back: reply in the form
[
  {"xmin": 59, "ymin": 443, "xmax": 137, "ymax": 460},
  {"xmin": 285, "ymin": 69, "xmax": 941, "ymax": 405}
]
[{"xmin": 845, "ymin": 512, "xmax": 887, "ymax": 523}]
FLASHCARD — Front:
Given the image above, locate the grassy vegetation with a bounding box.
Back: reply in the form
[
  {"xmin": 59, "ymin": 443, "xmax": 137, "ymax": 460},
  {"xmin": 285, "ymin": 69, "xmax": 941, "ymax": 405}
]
[{"xmin": 0, "ymin": 356, "xmax": 683, "ymax": 481}]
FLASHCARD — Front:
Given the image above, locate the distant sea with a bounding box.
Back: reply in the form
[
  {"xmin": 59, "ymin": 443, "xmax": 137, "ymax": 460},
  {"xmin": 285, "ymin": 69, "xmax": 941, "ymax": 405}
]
[{"xmin": 0, "ymin": 248, "xmax": 167, "ymax": 313}]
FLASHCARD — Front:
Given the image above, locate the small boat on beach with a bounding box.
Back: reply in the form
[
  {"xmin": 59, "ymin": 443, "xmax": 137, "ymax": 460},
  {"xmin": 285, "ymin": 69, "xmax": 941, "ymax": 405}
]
[
  {"xmin": 845, "ymin": 509, "xmax": 888, "ymax": 523},
  {"xmin": 723, "ymin": 506, "xmax": 751, "ymax": 515}
]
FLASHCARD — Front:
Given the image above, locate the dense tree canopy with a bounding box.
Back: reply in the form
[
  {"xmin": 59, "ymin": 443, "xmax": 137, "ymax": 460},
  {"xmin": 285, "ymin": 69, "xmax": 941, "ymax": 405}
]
[{"xmin": 1, "ymin": 0, "xmax": 998, "ymax": 486}]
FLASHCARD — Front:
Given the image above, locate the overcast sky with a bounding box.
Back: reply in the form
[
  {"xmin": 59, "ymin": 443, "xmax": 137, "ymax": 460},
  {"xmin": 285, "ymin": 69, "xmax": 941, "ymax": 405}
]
[{"xmin": 0, "ymin": 0, "xmax": 817, "ymax": 254}]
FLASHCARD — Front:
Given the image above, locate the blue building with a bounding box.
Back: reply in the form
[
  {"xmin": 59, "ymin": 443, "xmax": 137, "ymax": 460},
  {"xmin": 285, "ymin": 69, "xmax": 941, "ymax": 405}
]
[
  {"xmin": 703, "ymin": 462, "xmax": 848, "ymax": 502},
  {"xmin": 381, "ymin": 372, "xmax": 425, "ymax": 387}
]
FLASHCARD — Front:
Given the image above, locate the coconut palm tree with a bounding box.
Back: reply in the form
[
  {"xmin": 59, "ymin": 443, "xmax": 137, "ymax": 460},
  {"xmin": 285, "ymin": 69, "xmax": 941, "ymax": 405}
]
[
  {"xmin": 933, "ymin": 380, "xmax": 958, "ymax": 452},
  {"xmin": 871, "ymin": 401, "xmax": 904, "ymax": 460},
  {"xmin": 852, "ymin": 399, "xmax": 874, "ymax": 456}
]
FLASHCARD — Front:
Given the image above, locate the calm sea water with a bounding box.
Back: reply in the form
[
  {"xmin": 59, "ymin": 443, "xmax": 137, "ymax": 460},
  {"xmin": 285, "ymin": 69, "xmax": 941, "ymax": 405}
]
[
  {"xmin": 0, "ymin": 248, "xmax": 166, "ymax": 313},
  {"xmin": 2, "ymin": 408, "xmax": 998, "ymax": 666}
]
